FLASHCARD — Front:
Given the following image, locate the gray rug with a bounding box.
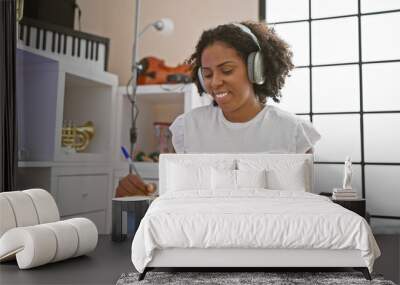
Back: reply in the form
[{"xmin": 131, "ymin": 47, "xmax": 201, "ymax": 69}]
[{"xmin": 116, "ymin": 271, "xmax": 396, "ymax": 285}]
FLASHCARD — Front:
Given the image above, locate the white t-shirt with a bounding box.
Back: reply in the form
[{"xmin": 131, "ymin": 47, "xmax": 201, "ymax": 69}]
[{"xmin": 169, "ymin": 104, "xmax": 321, "ymax": 154}]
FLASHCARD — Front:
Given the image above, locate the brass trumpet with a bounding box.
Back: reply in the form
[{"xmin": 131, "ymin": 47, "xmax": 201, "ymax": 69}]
[{"xmin": 61, "ymin": 121, "xmax": 95, "ymax": 152}]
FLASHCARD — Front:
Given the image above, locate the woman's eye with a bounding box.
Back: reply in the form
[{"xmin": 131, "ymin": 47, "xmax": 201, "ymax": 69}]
[
  {"xmin": 202, "ymin": 68, "xmax": 233, "ymax": 80},
  {"xmin": 222, "ymin": 69, "xmax": 233, "ymax": 75}
]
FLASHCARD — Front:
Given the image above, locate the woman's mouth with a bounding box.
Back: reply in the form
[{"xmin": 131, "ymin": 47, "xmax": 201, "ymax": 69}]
[{"xmin": 214, "ymin": 92, "xmax": 231, "ymax": 104}]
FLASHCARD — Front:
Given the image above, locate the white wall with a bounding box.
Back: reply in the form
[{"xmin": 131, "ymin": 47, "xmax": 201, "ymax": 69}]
[{"xmin": 76, "ymin": 0, "xmax": 258, "ymax": 84}]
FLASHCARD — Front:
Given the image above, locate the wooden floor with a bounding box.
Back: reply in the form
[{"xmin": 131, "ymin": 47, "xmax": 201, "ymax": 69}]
[{"xmin": 0, "ymin": 235, "xmax": 398, "ymax": 285}]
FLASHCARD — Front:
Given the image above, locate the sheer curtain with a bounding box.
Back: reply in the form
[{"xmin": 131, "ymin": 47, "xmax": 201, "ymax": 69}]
[{"xmin": 0, "ymin": 0, "xmax": 17, "ymax": 192}]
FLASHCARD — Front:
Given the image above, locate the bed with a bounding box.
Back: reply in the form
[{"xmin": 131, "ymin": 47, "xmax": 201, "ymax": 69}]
[{"xmin": 131, "ymin": 154, "xmax": 380, "ymax": 280}]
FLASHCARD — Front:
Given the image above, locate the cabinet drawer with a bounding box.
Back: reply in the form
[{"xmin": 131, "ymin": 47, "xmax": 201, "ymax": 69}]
[{"xmin": 56, "ymin": 174, "xmax": 108, "ymax": 216}]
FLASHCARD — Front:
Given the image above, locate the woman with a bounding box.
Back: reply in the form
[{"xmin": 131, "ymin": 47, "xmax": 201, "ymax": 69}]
[
  {"xmin": 171, "ymin": 21, "xmax": 319, "ymax": 154},
  {"xmin": 116, "ymin": 21, "xmax": 320, "ymax": 196}
]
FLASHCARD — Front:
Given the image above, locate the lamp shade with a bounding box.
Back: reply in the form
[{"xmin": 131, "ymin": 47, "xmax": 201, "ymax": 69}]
[{"xmin": 156, "ymin": 18, "xmax": 174, "ymax": 36}]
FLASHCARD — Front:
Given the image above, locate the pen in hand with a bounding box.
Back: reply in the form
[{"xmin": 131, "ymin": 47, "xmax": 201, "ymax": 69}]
[
  {"xmin": 120, "ymin": 145, "xmax": 141, "ymax": 177},
  {"xmin": 121, "ymin": 145, "xmax": 132, "ymax": 162},
  {"xmin": 120, "ymin": 146, "xmax": 156, "ymax": 195}
]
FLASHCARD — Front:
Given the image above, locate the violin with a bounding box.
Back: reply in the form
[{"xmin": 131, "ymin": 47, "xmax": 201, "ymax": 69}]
[{"xmin": 137, "ymin": 56, "xmax": 192, "ymax": 85}]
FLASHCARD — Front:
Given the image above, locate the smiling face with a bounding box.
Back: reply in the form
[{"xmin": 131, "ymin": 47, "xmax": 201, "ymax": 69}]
[{"xmin": 201, "ymin": 41, "xmax": 262, "ymax": 122}]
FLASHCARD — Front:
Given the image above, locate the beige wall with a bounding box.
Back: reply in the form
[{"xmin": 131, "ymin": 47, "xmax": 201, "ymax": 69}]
[{"xmin": 76, "ymin": 0, "xmax": 258, "ymax": 84}]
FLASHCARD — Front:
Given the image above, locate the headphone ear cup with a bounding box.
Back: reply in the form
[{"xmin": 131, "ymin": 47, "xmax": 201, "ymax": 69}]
[
  {"xmin": 197, "ymin": 68, "xmax": 207, "ymax": 93},
  {"xmin": 247, "ymin": 52, "xmax": 256, "ymax": 83},
  {"xmin": 247, "ymin": 51, "xmax": 266, "ymax": 85}
]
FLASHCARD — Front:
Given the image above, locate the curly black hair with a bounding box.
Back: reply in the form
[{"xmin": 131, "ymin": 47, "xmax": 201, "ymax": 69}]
[{"xmin": 187, "ymin": 21, "xmax": 294, "ymax": 104}]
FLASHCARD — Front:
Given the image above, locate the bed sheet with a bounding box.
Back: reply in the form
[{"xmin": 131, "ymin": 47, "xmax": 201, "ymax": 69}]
[{"xmin": 131, "ymin": 190, "xmax": 380, "ymax": 273}]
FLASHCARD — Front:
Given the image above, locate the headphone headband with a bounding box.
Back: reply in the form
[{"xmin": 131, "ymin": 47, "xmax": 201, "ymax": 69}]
[{"xmin": 231, "ymin": 23, "xmax": 261, "ymax": 50}]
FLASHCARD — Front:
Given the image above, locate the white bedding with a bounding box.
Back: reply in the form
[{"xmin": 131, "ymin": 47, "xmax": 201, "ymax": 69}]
[{"xmin": 131, "ymin": 190, "xmax": 380, "ymax": 273}]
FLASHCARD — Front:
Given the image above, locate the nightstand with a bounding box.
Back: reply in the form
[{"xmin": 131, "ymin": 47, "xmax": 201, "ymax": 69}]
[
  {"xmin": 112, "ymin": 196, "xmax": 156, "ymax": 242},
  {"xmin": 332, "ymin": 198, "xmax": 366, "ymax": 218}
]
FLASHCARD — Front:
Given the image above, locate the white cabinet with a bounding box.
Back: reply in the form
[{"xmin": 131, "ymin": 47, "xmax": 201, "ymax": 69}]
[
  {"xmin": 52, "ymin": 165, "xmax": 112, "ymax": 234},
  {"xmin": 16, "ymin": 48, "xmax": 118, "ymax": 234},
  {"xmin": 17, "ymin": 163, "xmax": 113, "ymax": 234}
]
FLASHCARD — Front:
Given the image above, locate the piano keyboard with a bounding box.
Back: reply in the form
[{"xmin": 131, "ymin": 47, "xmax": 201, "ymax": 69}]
[{"xmin": 18, "ymin": 18, "xmax": 109, "ymax": 71}]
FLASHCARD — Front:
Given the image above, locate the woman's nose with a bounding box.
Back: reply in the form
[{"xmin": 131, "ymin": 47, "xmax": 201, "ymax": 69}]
[{"xmin": 210, "ymin": 73, "xmax": 223, "ymax": 89}]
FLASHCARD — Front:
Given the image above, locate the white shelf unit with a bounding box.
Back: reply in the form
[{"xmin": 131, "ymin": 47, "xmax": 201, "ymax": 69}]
[
  {"xmin": 115, "ymin": 83, "xmax": 210, "ymax": 161},
  {"xmin": 17, "ymin": 49, "xmax": 118, "ymax": 162},
  {"xmin": 114, "ymin": 83, "xmax": 211, "ymax": 181},
  {"xmin": 16, "ymin": 49, "xmax": 118, "ymax": 234}
]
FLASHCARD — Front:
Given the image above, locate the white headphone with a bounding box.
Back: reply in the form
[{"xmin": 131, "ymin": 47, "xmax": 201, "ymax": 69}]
[{"xmin": 198, "ymin": 23, "xmax": 266, "ymax": 93}]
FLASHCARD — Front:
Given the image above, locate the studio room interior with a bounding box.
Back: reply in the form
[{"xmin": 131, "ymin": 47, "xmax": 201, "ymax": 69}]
[{"xmin": 1, "ymin": 0, "xmax": 399, "ymax": 284}]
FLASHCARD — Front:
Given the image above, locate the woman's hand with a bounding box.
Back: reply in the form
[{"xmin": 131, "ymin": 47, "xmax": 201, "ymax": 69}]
[{"xmin": 115, "ymin": 174, "xmax": 156, "ymax": 197}]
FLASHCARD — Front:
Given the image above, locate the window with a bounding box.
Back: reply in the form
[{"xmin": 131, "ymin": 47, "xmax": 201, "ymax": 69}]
[{"xmin": 260, "ymin": 0, "xmax": 400, "ymax": 222}]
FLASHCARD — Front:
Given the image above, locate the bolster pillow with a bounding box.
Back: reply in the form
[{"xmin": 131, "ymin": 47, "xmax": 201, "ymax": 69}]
[
  {"xmin": 0, "ymin": 218, "xmax": 98, "ymax": 269},
  {"xmin": 0, "ymin": 189, "xmax": 60, "ymax": 237}
]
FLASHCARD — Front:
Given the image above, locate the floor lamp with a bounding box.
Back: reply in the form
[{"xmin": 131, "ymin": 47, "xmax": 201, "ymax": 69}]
[{"xmin": 126, "ymin": 0, "xmax": 174, "ymax": 176}]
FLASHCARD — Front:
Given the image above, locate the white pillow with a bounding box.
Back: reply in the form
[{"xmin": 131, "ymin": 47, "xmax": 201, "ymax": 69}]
[
  {"xmin": 238, "ymin": 159, "xmax": 308, "ymax": 191},
  {"xmin": 267, "ymin": 163, "xmax": 307, "ymax": 191},
  {"xmin": 211, "ymin": 168, "xmax": 236, "ymax": 190},
  {"xmin": 166, "ymin": 159, "xmax": 236, "ymax": 192},
  {"xmin": 167, "ymin": 162, "xmax": 211, "ymax": 191},
  {"xmin": 211, "ymin": 169, "xmax": 268, "ymax": 190},
  {"xmin": 237, "ymin": 169, "xmax": 267, "ymax": 189}
]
